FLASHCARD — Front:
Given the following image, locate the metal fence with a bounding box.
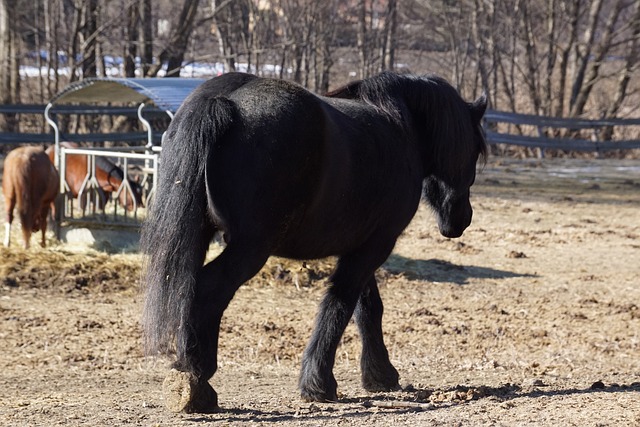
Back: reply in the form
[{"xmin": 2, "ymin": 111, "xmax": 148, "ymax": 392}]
[
  {"xmin": 56, "ymin": 146, "xmax": 159, "ymax": 230},
  {"xmin": 0, "ymin": 104, "xmax": 166, "ymax": 145}
]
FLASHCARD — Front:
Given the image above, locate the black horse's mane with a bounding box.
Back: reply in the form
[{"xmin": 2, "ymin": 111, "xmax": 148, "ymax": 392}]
[{"xmin": 326, "ymin": 72, "xmax": 487, "ymax": 175}]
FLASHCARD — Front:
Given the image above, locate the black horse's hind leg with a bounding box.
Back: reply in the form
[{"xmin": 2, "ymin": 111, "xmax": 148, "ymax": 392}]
[
  {"xmin": 354, "ymin": 276, "xmax": 400, "ymax": 391},
  {"xmin": 165, "ymin": 242, "xmax": 269, "ymax": 413},
  {"xmin": 299, "ymin": 240, "xmax": 396, "ymax": 402}
]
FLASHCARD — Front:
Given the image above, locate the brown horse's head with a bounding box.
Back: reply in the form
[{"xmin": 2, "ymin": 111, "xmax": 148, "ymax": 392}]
[
  {"xmin": 93, "ymin": 157, "xmax": 143, "ymax": 212},
  {"xmin": 116, "ymin": 177, "xmax": 144, "ymax": 212}
]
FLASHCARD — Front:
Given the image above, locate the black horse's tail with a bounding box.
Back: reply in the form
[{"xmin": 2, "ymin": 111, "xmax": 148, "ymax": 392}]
[{"xmin": 140, "ymin": 95, "xmax": 236, "ymax": 355}]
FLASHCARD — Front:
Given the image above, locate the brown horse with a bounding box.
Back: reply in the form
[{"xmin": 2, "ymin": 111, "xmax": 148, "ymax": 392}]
[
  {"xmin": 2, "ymin": 146, "xmax": 59, "ymax": 249},
  {"xmin": 46, "ymin": 142, "xmax": 142, "ymax": 213}
]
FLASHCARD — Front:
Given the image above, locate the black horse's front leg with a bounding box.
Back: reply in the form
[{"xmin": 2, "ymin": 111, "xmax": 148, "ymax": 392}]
[
  {"xmin": 299, "ymin": 281, "xmax": 360, "ymax": 402},
  {"xmin": 299, "ymin": 239, "xmax": 396, "ymax": 402},
  {"xmin": 354, "ymin": 276, "xmax": 400, "ymax": 392}
]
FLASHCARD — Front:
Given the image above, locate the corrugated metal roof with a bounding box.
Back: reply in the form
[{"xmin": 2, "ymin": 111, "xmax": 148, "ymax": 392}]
[{"xmin": 49, "ymin": 77, "xmax": 207, "ymax": 112}]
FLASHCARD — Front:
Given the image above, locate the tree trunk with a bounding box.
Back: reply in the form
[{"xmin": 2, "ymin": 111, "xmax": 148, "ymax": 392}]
[
  {"xmin": 124, "ymin": 0, "xmax": 140, "ymax": 77},
  {"xmin": 147, "ymin": 0, "xmax": 200, "ymax": 77},
  {"xmin": 380, "ymin": 0, "xmax": 397, "ymax": 71},
  {"xmin": 553, "ymin": 0, "xmax": 579, "ymax": 117},
  {"xmin": 318, "ymin": 1, "xmax": 337, "ymax": 92},
  {"xmin": 0, "ymin": 0, "xmax": 20, "ymax": 132},
  {"xmin": 568, "ymin": 0, "xmax": 604, "ymax": 115},
  {"xmin": 165, "ymin": 0, "xmax": 200, "ymax": 77},
  {"xmin": 543, "ymin": 0, "xmax": 557, "ymax": 116},
  {"xmin": 472, "ymin": 0, "xmax": 491, "ymax": 100},
  {"xmin": 81, "ymin": 0, "xmax": 99, "ymax": 78},
  {"xmin": 211, "ymin": 0, "xmax": 236, "ymax": 73},
  {"xmin": 141, "ymin": 0, "xmax": 153, "ymax": 76},
  {"xmin": 601, "ymin": 1, "xmax": 640, "ymax": 139},
  {"xmin": 570, "ymin": 0, "xmax": 625, "ymax": 117},
  {"xmin": 357, "ymin": 0, "xmax": 367, "ymax": 78},
  {"xmin": 519, "ymin": 0, "xmax": 542, "ymax": 114}
]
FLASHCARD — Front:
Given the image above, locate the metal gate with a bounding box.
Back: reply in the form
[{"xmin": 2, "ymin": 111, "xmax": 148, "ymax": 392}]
[{"xmin": 57, "ymin": 146, "xmax": 159, "ymax": 228}]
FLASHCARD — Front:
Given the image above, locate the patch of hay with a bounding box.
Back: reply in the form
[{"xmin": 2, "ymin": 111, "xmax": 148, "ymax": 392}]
[
  {"xmin": 0, "ymin": 246, "xmax": 142, "ymax": 294},
  {"xmin": 0, "ymin": 245, "xmax": 337, "ymax": 295}
]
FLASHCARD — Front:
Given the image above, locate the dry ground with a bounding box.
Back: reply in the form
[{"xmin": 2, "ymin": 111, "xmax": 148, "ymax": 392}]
[{"xmin": 0, "ymin": 157, "xmax": 639, "ymax": 426}]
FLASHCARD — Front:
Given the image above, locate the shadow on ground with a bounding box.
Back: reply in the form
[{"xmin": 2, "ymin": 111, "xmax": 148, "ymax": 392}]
[
  {"xmin": 383, "ymin": 254, "xmax": 536, "ymax": 285},
  {"xmin": 186, "ymin": 381, "xmax": 640, "ymax": 424}
]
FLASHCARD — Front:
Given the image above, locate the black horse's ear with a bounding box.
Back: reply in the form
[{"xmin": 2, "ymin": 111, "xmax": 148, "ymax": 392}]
[{"xmin": 469, "ymin": 93, "xmax": 488, "ymax": 123}]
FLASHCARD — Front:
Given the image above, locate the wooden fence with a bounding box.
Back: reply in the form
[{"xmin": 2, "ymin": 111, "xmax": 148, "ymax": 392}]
[{"xmin": 484, "ymin": 110, "xmax": 640, "ymax": 153}]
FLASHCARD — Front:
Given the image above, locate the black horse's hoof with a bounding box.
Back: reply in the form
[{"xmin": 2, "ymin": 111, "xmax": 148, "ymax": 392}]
[
  {"xmin": 299, "ymin": 378, "xmax": 339, "ymax": 403},
  {"xmin": 299, "ymin": 368, "xmax": 338, "ymax": 402},
  {"xmin": 362, "ymin": 377, "xmax": 401, "ymax": 392},
  {"xmin": 163, "ymin": 369, "xmax": 219, "ymax": 413},
  {"xmin": 362, "ymin": 365, "xmax": 400, "ymax": 392},
  {"xmin": 300, "ymin": 388, "xmax": 339, "ymax": 403}
]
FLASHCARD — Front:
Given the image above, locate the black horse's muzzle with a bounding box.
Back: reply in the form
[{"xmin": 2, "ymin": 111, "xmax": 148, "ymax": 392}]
[{"xmin": 437, "ymin": 201, "xmax": 472, "ymax": 238}]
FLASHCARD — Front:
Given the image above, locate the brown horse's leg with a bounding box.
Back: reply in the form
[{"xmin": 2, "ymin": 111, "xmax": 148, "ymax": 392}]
[
  {"xmin": 165, "ymin": 242, "xmax": 269, "ymax": 413},
  {"xmin": 38, "ymin": 206, "xmax": 49, "ymax": 248},
  {"xmin": 3, "ymin": 210, "xmax": 13, "ymax": 247},
  {"xmin": 3, "ymin": 188, "xmax": 15, "ymax": 247},
  {"xmin": 19, "ymin": 211, "xmax": 32, "ymax": 250}
]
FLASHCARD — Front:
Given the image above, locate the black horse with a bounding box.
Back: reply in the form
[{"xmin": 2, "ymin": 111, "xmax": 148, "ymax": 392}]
[{"xmin": 141, "ymin": 71, "xmax": 487, "ymax": 413}]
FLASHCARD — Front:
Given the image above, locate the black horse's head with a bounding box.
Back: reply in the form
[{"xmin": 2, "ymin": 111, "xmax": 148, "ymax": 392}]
[
  {"xmin": 326, "ymin": 72, "xmax": 488, "ymax": 238},
  {"xmin": 419, "ymin": 87, "xmax": 488, "ymax": 238}
]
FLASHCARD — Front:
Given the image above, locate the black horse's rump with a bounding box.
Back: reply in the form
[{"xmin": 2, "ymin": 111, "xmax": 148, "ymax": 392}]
[{"xmin": 141, "ymin": 71, "xmax": 487, "ymax": 413}]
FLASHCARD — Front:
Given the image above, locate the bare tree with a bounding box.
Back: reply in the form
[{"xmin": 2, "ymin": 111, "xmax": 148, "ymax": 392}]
[
  {"xmin": 569, "ymin": 0, "xmax": 626, "ymax": 117},
  {"xmin": 601, "ymin": 1, "xmax": 640, "ymax": 139},
  {"xmin": 80, "ymin": 0, "xmax": 100, "ymax": 78},
  {"xmin": 277, "ymin": 0, "xmax": 309, "ymax": 83},
  {"xmin": 518, "ymin": 0, "xmax": 543, "ymax": 114},
  {"xmin": 380, "ymin": 0, "xmax": 397, "ymax": 71},
  {"xmin": 140, "ymin": 0, "xmax": 153, "ymax": 76},
  {"xmin": 471, "ymin": 0, "xmax": 492, "ymax": 101},
  {"xmin": 124, "ymin": 0, "xmax": 139, "ymax": 77},
  {"xmin": 314, "ymin": 0, "xmax": 339, "ymax": 92},
  {"xmin": 553, "ymin": 0, "xmax": 580, "ymax": 117},
  {"xmin": 147, "ymin": 0, "xmax": 200, "ymax": 77},
  {"xmin": 543, "ymin": 0, "xmax": 557, "ymax": 116},
  {"xmin": 210, "ymin": 0, "xmax": 246, "ymax": 73},
  {"xmin": 356, "ymin": 0, "xmax": 367, "ymax": 78},
  {"xmin": 41, "ymin": 0, "xmax": 65, "ymax": 99},
  {"xmin": 0, "ymin": 0, "xmax": 21, "ymax": 131}
]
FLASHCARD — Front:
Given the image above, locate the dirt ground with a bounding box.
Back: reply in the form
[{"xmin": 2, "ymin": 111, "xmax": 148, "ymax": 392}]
[{"xmin": 0, "ymin": 156, "xmax": 639, "ymax": 426}]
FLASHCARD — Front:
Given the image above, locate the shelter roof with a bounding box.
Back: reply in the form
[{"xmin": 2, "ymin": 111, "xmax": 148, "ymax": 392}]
[{"xmin": 48, "ymin": 77, "xmax": 207, "ymax": 112}]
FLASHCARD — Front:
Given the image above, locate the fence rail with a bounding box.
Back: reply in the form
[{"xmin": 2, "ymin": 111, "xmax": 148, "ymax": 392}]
[
  {"xmin": 0, "ymin": 131, "xmax": 164, "ymax": 144},
  {"xmin": 0, "ymin": 103, "xmax": 167, "ymax": 145},
  {"xmin": 3, "ymin": 104, "xmax": 639, "ymax": 152},
  {"xmin": 484, "ymin": 110, "xmax": 640, "ymax": 152}
]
